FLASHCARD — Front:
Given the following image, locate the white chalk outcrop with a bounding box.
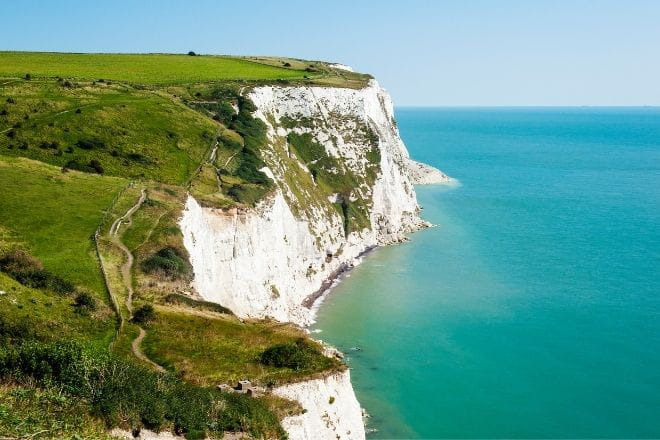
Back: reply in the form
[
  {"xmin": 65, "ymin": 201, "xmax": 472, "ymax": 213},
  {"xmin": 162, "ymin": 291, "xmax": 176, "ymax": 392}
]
[
  {"xmin": 274, "ymin": 370, "xmax": 365, "ymax": 440},
  {"xmin": 181, "ymin": 80, "xmax": 435, "ymax": 326},
  {"xmin": 406, "ymin": 158, "xmax": 454, "ymax": 184}
]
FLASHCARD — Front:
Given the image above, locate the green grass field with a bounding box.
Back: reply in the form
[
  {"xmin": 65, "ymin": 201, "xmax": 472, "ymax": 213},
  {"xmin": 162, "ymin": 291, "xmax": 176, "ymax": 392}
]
[
  {"xmin": 0, "ymin": 156, "xmax": 126, "ymax": 295},
  {"xmin": 0, "ymin": 52, "xmax": 310, "ymax": 84}
]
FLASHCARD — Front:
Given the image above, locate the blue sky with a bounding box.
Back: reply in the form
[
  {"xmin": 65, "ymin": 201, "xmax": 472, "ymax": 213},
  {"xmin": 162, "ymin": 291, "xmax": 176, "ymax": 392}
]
[{"xmin": 3, "ymin": 0, "xmax": 659, "ymax": 106}]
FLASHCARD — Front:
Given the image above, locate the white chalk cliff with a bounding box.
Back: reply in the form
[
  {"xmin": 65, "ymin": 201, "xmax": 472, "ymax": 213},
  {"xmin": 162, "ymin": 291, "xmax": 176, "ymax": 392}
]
[
  {"xmin": 180, "ymin": 79, "xmax": 448, "ymax": 440},
  {"xmin": 274, "ymin": 370, "xmax": 365, "ymax": 440},
  {"xmin": 181, "ymin": 80, "xmax": 443, "ymax": 325}
]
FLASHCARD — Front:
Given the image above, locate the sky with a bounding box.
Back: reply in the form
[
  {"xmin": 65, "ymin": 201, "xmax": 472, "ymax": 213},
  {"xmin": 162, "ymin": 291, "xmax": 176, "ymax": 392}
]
[{"xmin": 2, "ymin": 0, "xmax": 660, "ymax": 106}]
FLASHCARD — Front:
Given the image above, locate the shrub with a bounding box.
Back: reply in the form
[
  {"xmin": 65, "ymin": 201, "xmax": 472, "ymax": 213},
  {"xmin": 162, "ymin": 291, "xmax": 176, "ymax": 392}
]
[
  {"xmin": 89, "ymin": 159, "xmax": 104, "ymax": 174},
  {"xmin": 0, "ymin": 109, "xmax": 7, "ymax": 116},
  {"xmin": 24, "ymin": 73, "xmax": 31, "ymax": 80},
  {"xmin": 73, "ymin": 292, "xmax": 97, "ymax": 314},
  {"xmin": 187, "ymin": 51, "xmax": 196, "ymax": 56},
  {"xmin": 75, "ymin": 138, "xmax": 105, "ymax": 150},
  {"xmin": 234, "ymin": 151, "xmax": 272, "ymax": 186},
  {"xmin": 211, "ymin": 101, "xmax": 236, "ymax": 125},
  {"xmin": 63, "ymin": 159, "xmax": 104, "ymax": 174},
  {"xmin": 6, "ymin": 129, "xmax": 15, "ymax": 139},
  {"xmin": 141, "ymin": 247, "xmax": 191, "ymax": 280},
  {"xmin": 259, "ymin": 338, "xmax": 331, "ymax": 371},
  {"xmin": 283, "ymin": 62, "xmax": 291, "ymax": 67},
  {"xmin": 126, "ymin": 152, "xmax": 151, "ymax": 164},
  {"xmin": 227, "ymin": 184, "xmax": 268, "ymax": 206},
  {"xmin": 39, "ymin": 141, "xmax": 59, "ymax": 150},
  {"xmin": 6, "ymin": 97, "xmax": 15, "ymax": 104},
  {"xmin": 132, "ymin": 304, "xmax": 156, "ymax": 324}
]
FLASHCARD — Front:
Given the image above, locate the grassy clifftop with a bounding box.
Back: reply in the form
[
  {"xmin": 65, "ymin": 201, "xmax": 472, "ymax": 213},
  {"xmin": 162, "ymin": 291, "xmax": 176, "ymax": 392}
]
[
  {"xmin": 0, "ymin": 51, "xmax": 354, "ymax": 439},
  {"xmin": 0, "ymin": 51, "xmax": 371, "ymax": 87},
  {"xmin": 0, "ymin": 52, "xmax": 308, "ymax": 84}
]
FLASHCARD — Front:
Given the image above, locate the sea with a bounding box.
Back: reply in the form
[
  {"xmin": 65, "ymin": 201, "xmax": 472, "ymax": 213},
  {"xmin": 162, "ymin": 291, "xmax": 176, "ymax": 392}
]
[{"xmin": 312, "ymin": 107, "xmax": 660, "ymax": 438}]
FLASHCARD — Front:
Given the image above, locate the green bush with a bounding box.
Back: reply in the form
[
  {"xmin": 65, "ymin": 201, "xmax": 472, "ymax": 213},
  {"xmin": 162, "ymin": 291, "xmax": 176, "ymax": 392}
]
[
  {"xmin": 75, "ymin": 138, "xmax": 105, "ymax": 150},
  {"xmin": 141, "ymin": 247, "xmax": 192, "ymax": 280},
  {"xmin": 132, "ymin": 304, "xmax": 156, "ymax": 324},
  {"xmin": 260, "ymin": 338, "xmax": 333, "ymax": 371},
  {"xmin": 234, "ymin": 148, "xmax": 272, "ymax": 186},
  {"xmin": 73, "ymin": 292, "xmax": 97, "ymax": 315},
  {"xmin": 227, "ymin": 184, "xmax": 269, "ymax": 206},
  {"xmin": 63, "ymin": 159, "xmax": 104, "ymax": 174}
]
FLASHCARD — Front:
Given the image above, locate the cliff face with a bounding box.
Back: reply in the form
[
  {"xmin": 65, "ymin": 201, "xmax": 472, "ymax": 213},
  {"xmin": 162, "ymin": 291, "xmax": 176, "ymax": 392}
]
[
  {"xmin": 181, "ymin": 80, "xmax": 429, "ymax": 326},
  {"xmin": 273, "ymin": 370, "xmax": 365, "ymax": 440}
]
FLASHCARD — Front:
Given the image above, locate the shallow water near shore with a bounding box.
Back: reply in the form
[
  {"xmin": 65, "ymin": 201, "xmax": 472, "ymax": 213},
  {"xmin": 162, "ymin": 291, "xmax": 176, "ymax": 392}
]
[{"xmin": 312, "ymin": 107, "xmax": 660, "ymax": 438}]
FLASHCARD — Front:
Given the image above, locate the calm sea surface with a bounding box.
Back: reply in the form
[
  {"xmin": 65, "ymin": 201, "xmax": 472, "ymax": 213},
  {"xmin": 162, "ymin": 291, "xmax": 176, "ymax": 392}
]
[{"xmin": 313, "ymin": 108, "xmax": 660, "ymax": 438}]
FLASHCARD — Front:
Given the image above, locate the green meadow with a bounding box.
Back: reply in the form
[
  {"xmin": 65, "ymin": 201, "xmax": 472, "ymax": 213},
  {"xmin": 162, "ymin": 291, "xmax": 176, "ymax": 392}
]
[
  {"xmin": 0, "ymin": 156, "xmax": 126, "ymax": 295},
  {"xmin": 0, "ymin": 51, "xmax": 310, "ymax": 84}
]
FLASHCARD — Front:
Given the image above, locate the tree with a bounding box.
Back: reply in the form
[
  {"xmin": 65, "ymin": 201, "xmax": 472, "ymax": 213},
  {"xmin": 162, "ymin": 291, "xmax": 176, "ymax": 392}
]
[{"xmin": 187, "ymin": 51, "xmax": 196, "ymax": 56}]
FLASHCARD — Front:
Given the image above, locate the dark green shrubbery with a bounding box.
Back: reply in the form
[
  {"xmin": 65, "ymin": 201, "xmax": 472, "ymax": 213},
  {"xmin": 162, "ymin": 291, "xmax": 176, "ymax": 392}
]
[
  {"xmin": 75, "ymin": 138, "xmax": 105, "ymax": 150},
  {"xmin": 63, "ymin": 159, "xmax": 104, "ymax": 174},
  {"xmin": 73, "ymin": 292, "xmax": 97, "ymax": 315},
  {"xmin": 195, "ymin": 88, "xmax": 274, "ymax": 205},
  {"xmin": 0, "ymin": 249, "xmax": 75, "ymax": 295},
  {"xmin": 39, "ymin": 140, "xmax": 60, "ymax": 150},
  {"xmin": 0, "ymin": 341, "xmax": 285, "ymax": 439},
  {"xmin": 227, "ymin": 184, "xmax": 269, "ymax": 206},
  {"xmin": 131, "ymin": 304, "xmax": 156, "ymax": 324},
  {"xmin": 260, "ymin": 338, "xmax": 334, "ymax": 371},
  {"xmin": 141, "ymin": 247, "xmax": 192, "ymax": 280}
]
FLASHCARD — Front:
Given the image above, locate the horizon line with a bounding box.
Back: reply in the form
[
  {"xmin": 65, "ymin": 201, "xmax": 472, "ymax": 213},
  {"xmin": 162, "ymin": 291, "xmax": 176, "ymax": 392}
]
[{"xmin": 395, "ymin": 105, "xmax": 660, "ymax": 108}]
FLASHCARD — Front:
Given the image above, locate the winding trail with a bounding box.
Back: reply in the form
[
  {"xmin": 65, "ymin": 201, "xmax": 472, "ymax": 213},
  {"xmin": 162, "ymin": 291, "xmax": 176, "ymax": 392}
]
[
  {"xmin": 105, "ymin": 188, "xmax": 166, "ymax": 372},
  {"xmin": 132, "ymin": 327, "xmax": 166, "ymax": 373},
  {"xmin": 110, "ymin": 189, "xmax": 146, "ymax": 316}
]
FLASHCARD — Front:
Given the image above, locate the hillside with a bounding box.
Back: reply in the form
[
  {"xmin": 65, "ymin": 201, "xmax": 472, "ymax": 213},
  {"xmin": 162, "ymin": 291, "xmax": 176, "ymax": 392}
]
[{"xmin": 0, "ymin": 52, "xmax": 435, "ymax": 439}]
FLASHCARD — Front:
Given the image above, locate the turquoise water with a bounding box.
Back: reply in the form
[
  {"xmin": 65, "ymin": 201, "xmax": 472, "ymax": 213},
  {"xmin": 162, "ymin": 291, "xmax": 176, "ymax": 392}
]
[{"xmin": 313, "ymin": 108, "xmax": 660, "ymax": 438}]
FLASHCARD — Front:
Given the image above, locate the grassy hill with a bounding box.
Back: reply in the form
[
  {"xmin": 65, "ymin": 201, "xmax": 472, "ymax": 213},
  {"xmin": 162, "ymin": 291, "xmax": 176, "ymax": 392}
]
[{"xmin": 0, "ymin": 51, "xmax": 354, "ymax": 439}]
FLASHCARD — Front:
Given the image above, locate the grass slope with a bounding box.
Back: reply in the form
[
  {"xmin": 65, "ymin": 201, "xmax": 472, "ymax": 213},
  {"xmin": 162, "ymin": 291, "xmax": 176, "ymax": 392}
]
[
  {"xmin": 142, "ymin": 306, "xmax": 342, "ymax": 387},
  {"xmin": 0, "ymin": 156, "xmax": 126, "ymax": 295},
  {"xmin": 0, "ymin": 80, "xmax": 218, "ymax": 185},
  {"xmin": 0, "ymin": 273, "xmax": 115, "ymax": 347},
  {"xmin": 0, "ymin": 52, "xmax": 310, "ymax": 84}
]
